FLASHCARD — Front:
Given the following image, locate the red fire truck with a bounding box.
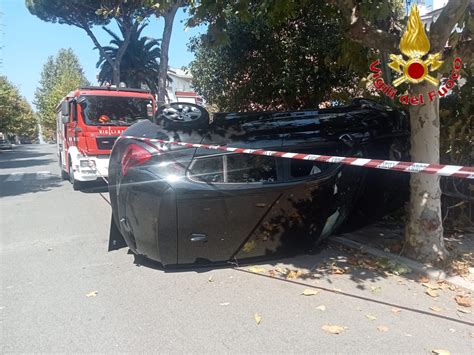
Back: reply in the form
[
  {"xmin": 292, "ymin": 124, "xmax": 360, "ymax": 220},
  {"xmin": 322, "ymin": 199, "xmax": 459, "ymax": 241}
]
[{"xmin": 56, "ymin": 86, "xmax": 155, "ymax": 190}]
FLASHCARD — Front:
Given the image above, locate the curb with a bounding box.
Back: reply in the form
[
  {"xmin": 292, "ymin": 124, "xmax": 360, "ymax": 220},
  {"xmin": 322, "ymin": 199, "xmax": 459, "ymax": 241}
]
[{"xmin": 330, "ymin": 236, "xmax": 474, "ymax": 292}]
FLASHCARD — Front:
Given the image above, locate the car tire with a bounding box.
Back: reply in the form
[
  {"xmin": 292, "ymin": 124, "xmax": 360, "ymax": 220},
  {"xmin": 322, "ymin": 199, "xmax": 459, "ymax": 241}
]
[
  {"xmin": 68, "ymin": 157, "xmax": 82, "ymax": 191},
  {"xmin": 155, "ymin": 102, "xmax": 209, "ymax": 130}
]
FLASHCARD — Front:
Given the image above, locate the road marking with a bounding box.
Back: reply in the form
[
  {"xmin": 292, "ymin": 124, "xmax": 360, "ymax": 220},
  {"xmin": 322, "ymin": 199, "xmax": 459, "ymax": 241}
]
[
  {"xmin": 36, "ymin": 171, "xmax": 52, "ymax": 180},
  {"xmin": 4, "ymin": 171, "xmax": 56, "ymax": 182},
  {"xmin": 5, "ymin": 173, "xmax": 24, "ymax": 182}
]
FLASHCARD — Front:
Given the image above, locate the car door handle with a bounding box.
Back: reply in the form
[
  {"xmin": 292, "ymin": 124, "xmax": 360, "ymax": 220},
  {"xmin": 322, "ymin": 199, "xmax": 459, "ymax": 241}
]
[
  {"xmin": 255, "ymin": 203, "xmax": 267, "ymax": 208},
  {"xmin": 190, "ymin": 234, "xmax": 208, "ymax": 242}
]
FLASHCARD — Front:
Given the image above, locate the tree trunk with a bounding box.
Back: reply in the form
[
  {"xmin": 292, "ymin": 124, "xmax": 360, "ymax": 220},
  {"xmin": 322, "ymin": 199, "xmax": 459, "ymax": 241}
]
[
  {"xmin": 405, "ymin": 82, "xmax": 447, "ymax": 263},
  {"xmin": 157, "ymin": 4, "xmax": 180, "ymax": 107},
  {"xmin": 82, "ymin": 25, "xmax": 119, "ymax": 85},
  {"xmin": 112, "ymin": 64, "xmax": 121, "ymax": 87}
]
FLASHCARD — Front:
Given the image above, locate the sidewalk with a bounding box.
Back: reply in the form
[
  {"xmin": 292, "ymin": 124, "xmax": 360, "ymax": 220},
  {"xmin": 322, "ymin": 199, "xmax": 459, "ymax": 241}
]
[{"xmin": 332, "ymin": 221, "xmax": 474, "ymax": 291}]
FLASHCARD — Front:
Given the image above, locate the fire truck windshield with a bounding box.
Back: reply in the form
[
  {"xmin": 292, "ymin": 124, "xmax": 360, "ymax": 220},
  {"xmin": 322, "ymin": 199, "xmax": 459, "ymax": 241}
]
[{"xmin": 79, "ymin": 95, "xmax": 153, "ymax": 126}]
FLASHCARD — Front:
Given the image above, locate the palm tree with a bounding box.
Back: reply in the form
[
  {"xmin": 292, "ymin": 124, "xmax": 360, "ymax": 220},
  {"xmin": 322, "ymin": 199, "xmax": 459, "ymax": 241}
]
[{"xmin": 96, "ymin": 22, "xmax": 163, "ymax": 94}]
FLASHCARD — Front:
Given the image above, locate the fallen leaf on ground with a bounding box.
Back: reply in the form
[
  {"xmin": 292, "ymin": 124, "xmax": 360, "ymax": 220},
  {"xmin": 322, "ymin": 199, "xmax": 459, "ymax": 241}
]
[
  {"xmin": 333, "ymin": 288, "xmax": 343, "ymax": 293},
  {"xmin": 431, "ymin": 349, "xmax": 450, "ymax": 355},
  {"xmin": 391, "ymin": 307, "xmax": 402, "ymax": 314},
  {"xmin": 448, "ymin": 328, "xmax": 455, "ymax": 333},
  {"xmin": 316, "ymin": 305, "xmax": 326, "ymax": 311},
  {"xmin": 418, "ymin": 276, "xmax": 430, "ymax": 283},
  {"xmin": 471, "ymin": 332, "xmax": 474, "ymax": 338},
  {"xmin": 254, "ymin": 313, "xmax": 262, "ymax": 325},
  {"xmin": 370, "ymin": 286, "xmax": 382, "ymax": 294},
  {"xmin": 430, "ymin": 306, "xmax": 442, "ymax": 312},
  {"xmin": 219, "ymin": 302, "xmax": 230, "ymax": 306},
  {"xmin": 391, "ymin": 263, "xmax": 412, "ymax": 275},
  {"xmin": 321, "ymin": 324, "xmax": 346, "ymax": 334},
  {"xmin": 454, "ymin": 295, "xmax": 471, "ymax": 307},
  {"xmin": 422, "ymin": 282, "xmax": 439, "ymax": 290},
  {"xmin": 437, "ymin": 281, "xmax": 457, "ymax": 291},
  {"xmin": 86, "ymin": 291, "xmax": 98, "ymax": 297},
  {"xmin": 286, "ymin": 270, "xmax": 303, "ymax": 279},
  {"xmin": 301, "ymin": 289, "xmax": 319, "ymax": 296},
  {"xmin": 366, "ymin": 314, "xmax": 377, "ymax": 321},
  {"xmin": 331, "ymin": 266, "xmax": 346, "ymax": 275},
  {"xmin": 275, "ymin": 266, "xmax": 287, "ymax": 274},
  {"xmin": 248, "ymin": 266, "xmax": 266, "ymax": 274},
  {"xmin": 425, "ymin": 288, "xmax": 439, "ymax": 298},
  {"xmin": 377, "ymin": 325, "xmax": 389, "ymax": 332},
  {"xmin": 208, "ymin": 276, "xmax": 214, "ymax": 282},
  {"xmin": 457, "ymin": 308, "xmax": 471, "ymax": 314}
]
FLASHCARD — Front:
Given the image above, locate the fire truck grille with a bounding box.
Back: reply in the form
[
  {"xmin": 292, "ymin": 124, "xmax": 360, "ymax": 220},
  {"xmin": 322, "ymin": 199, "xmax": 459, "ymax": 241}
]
[{"xmin": 96, "ymin": 136, "xmax": 118, "ymax": 150}]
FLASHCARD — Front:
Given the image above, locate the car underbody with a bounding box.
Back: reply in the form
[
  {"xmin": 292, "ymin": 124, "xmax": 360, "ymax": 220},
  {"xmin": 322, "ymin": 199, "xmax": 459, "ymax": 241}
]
[{"xmin": 108, "ymin": 99, "xmax": 410, "ymax": 267}]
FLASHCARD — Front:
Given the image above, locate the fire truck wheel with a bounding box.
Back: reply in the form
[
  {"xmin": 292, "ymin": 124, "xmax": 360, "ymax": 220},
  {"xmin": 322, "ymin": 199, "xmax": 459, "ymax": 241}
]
[
  {"xmin": 59, "ymin": 154, "xmax": 69, "ymax": 180},
  {"xmin": 155, "ymin": 103, "xmax": 209, "ymax": 130},
  {"xmin": 68, "ymin": 158, "xmax": 83, "ymax": 191}
]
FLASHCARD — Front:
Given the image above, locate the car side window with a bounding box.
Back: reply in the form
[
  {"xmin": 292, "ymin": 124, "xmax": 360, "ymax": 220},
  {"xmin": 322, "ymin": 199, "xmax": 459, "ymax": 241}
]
[
  {"xmin": 290, "ymin": 159, "xmax": 332, "ymax": 179},
  {"xmin": 188, "ymin": 155, "xmax": 224, "ymax": 183},
  {"xmin": 188, "ymin": 153, "xmax": 278, "ymax": 184},
  {"xmin": 226, "ymin": 154, "xmax": 277, "ymax": 183}
]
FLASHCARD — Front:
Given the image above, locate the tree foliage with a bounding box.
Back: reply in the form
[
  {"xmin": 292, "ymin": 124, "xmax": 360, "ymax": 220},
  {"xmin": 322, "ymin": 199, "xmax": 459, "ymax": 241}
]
[
  {"xmin": 189, "ymin": 2, "xmax": 370, "ymax": 111},
  {"xmin": 34, "ymin": 48, "xmax": 89, "ymax": 140},
  {"xmin": 26, "ymin": 0, "xmax": 152, "ymax": 85},
  {"xmin": 97, "ymin": 22, "xmax": 162, "ymax": 93},
  {"xmin": 0, "ymin": 76, "xmax": 38, "ymax": 139}
]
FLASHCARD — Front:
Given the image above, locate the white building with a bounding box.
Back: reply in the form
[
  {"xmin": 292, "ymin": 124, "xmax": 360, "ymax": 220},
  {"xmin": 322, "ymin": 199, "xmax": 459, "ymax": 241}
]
[
  {"xmin": 405, "ymin": 0, "xmax": 449, "ymax": 26},
  {"xmin": 166, "ymin": 68, "xmax": 203, "ymax": 105}
]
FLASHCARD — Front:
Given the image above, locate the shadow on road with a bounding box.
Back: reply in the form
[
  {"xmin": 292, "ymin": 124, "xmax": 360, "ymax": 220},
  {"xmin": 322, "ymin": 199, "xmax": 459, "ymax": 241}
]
[
  {"xmin": 234, "ymin": 267, "xmax": 474, "ymax": 327},
  {"xmin": 115, "ymin": 237, "xmax": 473, "ymax": 328},
  {"xmin": 0, "ymin": 158, "xmax": 55, "ymax": 169},
  {"xmin": 0, "ymin": 173, "xmax": 63, "ymax": 198},
  {"xmin": 0, "ymin": 148, "xmax": 51, "ymax": 161},
  {"xmin": 79, "ymin": 180, "xmax": 109, "ymax": 194}
]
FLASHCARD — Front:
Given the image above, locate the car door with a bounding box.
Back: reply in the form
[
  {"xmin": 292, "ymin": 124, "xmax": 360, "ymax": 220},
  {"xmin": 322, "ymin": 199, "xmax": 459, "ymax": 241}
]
[{"xmin": 175, "ymin": 151, "xmax": 288, "ymax": 265}]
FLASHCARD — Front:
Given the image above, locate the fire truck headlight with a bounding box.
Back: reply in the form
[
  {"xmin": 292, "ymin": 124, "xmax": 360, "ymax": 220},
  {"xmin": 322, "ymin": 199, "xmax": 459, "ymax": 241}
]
[{"xmin": 80, "ymin": 160, "xmax": 96, "ymax": 168}]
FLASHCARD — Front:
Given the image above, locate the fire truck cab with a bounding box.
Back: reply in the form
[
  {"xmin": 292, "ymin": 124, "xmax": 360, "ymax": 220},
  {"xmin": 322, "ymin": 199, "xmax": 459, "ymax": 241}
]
[{"xmin": 56, "ymin": 86, "xmax": 155, "ymax": 190}]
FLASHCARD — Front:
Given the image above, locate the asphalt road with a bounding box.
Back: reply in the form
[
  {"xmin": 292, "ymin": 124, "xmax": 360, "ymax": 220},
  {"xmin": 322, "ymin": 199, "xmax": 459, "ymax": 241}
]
[{"xmin": 1, "ymin": 144, "xmax": 472, "ymax": 353}]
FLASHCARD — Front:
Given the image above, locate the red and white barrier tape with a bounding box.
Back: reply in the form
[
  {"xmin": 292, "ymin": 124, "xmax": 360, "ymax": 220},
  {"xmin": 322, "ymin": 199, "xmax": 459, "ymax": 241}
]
[{"xmin": 119, "ymin": 136, "xmax": 474, "ymax": 180}]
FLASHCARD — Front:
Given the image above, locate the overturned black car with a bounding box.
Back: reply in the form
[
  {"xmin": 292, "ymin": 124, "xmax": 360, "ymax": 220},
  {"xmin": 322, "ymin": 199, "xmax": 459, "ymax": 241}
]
[{"xmin": 108, "ymin": 99, "xmax": 409, "ymax": 267}]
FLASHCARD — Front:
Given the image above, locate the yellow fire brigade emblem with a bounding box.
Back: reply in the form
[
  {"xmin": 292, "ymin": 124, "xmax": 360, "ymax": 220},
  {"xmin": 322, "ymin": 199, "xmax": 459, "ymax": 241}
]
[{"xmin": 388, "ymin": 4, "xmax": 443, "ymax": 87}]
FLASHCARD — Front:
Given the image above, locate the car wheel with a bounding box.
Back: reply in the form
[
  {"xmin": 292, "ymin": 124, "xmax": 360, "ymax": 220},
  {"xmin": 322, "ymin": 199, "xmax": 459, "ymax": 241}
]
[
  {"xmin": 155, "ymin": 102, "xmax": 209, "ymax": 129},
  {"xmin": 68, "ymin": 158, "xmax": 82, "ymax": 191}
]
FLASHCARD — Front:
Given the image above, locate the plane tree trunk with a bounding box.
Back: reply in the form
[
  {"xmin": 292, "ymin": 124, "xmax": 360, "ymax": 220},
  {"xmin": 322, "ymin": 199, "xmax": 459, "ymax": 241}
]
[
  {"xmin": 327, "ymin": 0, "xmax": 469, "ymax": 263},
  {"xmin": 405, "ymin": 83, "xmax": 446, "ymax": 262}
]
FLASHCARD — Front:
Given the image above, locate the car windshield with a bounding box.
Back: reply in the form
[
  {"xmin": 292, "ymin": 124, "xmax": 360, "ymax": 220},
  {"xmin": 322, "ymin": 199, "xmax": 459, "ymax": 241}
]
[{"xmin": 79, "ymin": 95, "xmax": 153, "ymax": 126}]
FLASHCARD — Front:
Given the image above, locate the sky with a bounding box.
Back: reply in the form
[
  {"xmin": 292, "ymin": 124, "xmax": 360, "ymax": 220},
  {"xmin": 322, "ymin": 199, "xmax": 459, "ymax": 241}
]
[{"xmin": 0, "ymin": 0, "xmax": 206, "ymax": 107}]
